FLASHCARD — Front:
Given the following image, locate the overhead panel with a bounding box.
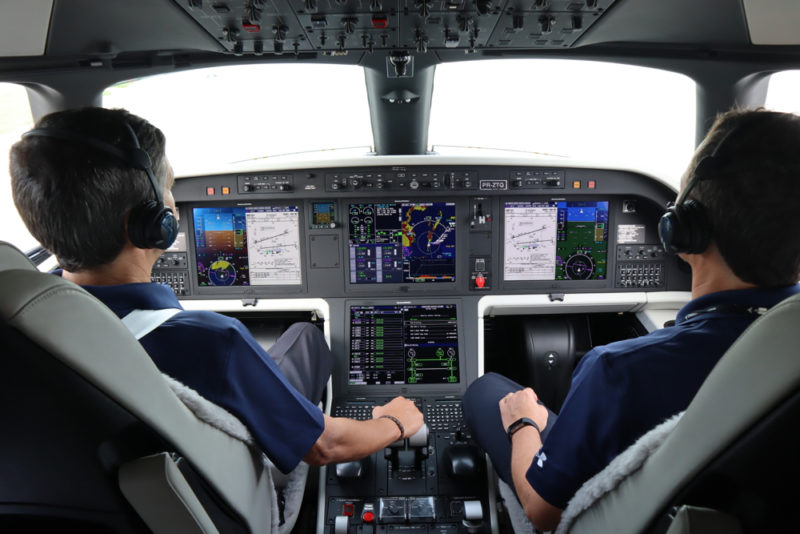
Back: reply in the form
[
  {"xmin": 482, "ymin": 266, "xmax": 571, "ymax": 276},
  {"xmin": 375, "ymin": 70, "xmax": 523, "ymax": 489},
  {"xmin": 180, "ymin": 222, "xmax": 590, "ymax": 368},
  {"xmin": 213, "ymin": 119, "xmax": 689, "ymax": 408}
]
[
  {"xmin": 743, "ymin": 0, "xmax": 800, "ymax": 45},
  {"xmin": 173, "ymin": 0, "xmax": 615, "ymax": 56},
  {"xmin": 0, "ymin": 0, "xmax": 53, "ymax": 57}
]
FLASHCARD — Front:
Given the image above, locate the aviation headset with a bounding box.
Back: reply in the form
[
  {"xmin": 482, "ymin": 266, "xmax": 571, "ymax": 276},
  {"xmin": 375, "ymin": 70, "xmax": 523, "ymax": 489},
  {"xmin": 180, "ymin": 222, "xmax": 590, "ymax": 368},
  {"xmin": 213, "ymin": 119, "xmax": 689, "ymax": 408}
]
[
  {"xmin": 658, "ymin": 123, "xmax": 742, "ymax": 255},
  {"xmin": 22, "ymin": 122, "xmax": 178, "ymax": 250}
]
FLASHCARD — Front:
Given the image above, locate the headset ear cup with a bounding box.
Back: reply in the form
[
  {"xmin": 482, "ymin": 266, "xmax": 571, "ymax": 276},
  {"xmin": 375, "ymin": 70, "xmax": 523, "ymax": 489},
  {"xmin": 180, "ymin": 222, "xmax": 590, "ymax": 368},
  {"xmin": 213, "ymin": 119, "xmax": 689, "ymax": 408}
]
[
  {"xmin": 128, "ymin": 201, "xmax": 178, "ymax": 250},
  {"xmin": 659, "ymin": 200, "xmax": 710, "ymax": 254},
  {"xmin": 680, "ymin": 199, "xmax": 710, "ymax": 254},
  {"xmin": 156, "ymin": 208, "xmax": 179, "ymax": 250},
  {"xmin": 659, "ymin": 207, "xmax": 681, "ymax": 254}
]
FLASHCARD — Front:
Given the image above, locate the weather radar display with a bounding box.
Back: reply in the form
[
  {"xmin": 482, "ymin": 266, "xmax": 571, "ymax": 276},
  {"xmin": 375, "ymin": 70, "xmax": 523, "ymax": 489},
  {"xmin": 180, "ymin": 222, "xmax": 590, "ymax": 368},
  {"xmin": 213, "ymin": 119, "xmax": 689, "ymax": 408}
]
[
  {"xmin": 504, "ymin": 201, "xmax": 608, "ymax": 281},
  {"xmin": 193, "ymin": 205, "xmax": 301, "ymax": 287},
  {"xmin": 349, "ymin": 202, "xmax": 456, "ymax": 283}
]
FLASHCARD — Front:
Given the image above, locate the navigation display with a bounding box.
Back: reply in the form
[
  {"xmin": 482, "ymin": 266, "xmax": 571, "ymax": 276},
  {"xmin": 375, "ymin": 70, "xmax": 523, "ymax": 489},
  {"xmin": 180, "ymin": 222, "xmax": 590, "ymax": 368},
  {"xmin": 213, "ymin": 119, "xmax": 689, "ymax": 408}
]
[
  {"xmin": 193, "ymin": 205, "xmax": 302, "ymax": 287},
  {"xmin": 348, "ymin": 202, "xmax": 456, "ymax": 283},
  {"xmin": 349, "ymin": 304, "xmax": 459, "ymax": 385},
  {"xmin": 504, "ymin": 201, "xmax": 609, "ymax": 281}
]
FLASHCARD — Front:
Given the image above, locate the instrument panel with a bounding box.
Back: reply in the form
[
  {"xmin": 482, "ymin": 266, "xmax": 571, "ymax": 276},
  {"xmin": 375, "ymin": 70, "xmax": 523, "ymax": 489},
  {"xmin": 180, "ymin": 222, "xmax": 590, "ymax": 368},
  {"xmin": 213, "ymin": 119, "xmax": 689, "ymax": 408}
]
[
  {"xmin": 161, "ymin": 163, "xmax": 686, "ymax": 534},
  {"xmin": 158, "ymin": 164, "xmax": 688, "ymax": 299}
]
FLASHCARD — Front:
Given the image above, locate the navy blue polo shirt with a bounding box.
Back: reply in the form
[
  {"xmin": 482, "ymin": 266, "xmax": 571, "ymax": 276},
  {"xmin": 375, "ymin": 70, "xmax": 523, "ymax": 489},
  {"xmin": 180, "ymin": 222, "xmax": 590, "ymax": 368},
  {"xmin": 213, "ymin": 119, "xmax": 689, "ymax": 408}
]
[
  {"xmin": 527, "ymin": 284, "xmax": 800, "ymax": 509},
  {"xmin": 81, "ymin": 281, "xmax": 324, "ymax": 474}
]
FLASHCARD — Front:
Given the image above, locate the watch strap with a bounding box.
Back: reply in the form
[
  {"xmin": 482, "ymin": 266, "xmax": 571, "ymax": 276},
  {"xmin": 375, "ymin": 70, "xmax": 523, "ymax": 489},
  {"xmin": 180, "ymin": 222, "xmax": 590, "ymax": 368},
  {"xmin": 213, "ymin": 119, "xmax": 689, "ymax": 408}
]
[{"xmin": 507, "ymin": 417, "xmax": 541, "ymax": 442}]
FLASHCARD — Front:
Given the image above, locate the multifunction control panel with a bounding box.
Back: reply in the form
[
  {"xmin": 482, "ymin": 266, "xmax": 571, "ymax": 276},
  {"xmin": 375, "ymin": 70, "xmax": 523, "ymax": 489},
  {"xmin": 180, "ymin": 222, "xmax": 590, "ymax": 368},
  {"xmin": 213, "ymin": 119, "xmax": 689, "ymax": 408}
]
[
  {"xmin": 615, "ymin": 244, "xmax": 667, "ymax": 289},
  {"xmin": 151, "ymin": 250, "xmax": 191, "ymax": 296}
]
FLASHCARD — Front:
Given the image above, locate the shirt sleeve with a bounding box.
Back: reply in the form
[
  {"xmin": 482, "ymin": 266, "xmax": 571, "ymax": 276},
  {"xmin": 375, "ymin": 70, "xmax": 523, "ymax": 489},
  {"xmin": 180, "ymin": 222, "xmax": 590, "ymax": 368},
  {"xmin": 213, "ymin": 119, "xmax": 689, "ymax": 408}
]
[
  {"xmin": 216, "ymin": 321, "xmax": 325, "ymax": 473},
  {"xmin": 526, "ymin": 347, "xmax": 628, "ymax": 509}
]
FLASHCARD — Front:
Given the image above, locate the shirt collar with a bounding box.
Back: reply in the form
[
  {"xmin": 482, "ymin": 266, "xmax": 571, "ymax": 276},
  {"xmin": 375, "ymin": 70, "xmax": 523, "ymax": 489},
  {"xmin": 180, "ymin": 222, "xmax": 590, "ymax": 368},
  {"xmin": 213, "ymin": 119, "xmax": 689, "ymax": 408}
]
[
  {"xmin": 676, "ymin": 284, "xmax": 800, "ymax": 325},
  {"xmin": 52, "ymin": 270, "xmax": 182, "ymax": 318}
]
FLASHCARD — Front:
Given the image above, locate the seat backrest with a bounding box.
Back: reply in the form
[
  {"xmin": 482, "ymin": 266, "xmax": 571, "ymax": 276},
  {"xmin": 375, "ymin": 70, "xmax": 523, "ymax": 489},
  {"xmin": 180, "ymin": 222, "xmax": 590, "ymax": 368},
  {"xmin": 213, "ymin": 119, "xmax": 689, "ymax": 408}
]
[
  {"xmin": 0, "ymin": 240, "xmax": 36, "ymax": 270},
  {"xmin": 0, "ymin": 242, "xmax": 274, "ymax": 533},
  {"xmin": 565, "ymin": 291, "xmax": 800, "ymax": 533}
]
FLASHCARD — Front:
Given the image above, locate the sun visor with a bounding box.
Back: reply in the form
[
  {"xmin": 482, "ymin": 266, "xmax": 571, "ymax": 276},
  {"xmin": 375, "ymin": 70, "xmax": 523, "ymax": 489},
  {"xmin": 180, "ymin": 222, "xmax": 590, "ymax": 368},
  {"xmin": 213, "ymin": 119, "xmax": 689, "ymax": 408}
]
[
  {"xmin": 744, "ymin": 0, "xmax": 800, "ymax": 45},
  {"xmin": 0, "ymin": 0, "xmax": 53, "ymax": 57}
]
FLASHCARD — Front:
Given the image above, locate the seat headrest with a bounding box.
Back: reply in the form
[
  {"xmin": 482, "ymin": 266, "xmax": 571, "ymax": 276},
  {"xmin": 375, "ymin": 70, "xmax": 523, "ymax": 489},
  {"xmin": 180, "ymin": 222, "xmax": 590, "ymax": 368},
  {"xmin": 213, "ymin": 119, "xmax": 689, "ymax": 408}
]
[{"xmin": 0, "ymin": 241, "xmax": 36, "ymax": 272}]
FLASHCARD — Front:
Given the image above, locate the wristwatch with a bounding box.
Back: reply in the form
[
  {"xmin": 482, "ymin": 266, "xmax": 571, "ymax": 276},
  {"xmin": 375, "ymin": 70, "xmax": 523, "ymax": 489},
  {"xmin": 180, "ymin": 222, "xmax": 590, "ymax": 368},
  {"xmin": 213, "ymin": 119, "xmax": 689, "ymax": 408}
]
[{"xmin": 506, "ymin": 417, "xmax": 541, "ymax": 442}]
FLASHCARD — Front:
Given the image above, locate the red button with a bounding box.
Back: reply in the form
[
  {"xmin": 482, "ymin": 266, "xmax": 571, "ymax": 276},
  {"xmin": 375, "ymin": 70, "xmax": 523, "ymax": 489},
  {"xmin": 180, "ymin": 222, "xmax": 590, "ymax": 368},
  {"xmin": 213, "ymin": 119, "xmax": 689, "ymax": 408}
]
[
  {"xmin": 362, "ymin": 511, "xmax": 375, "ymax": 523},
  {"xmin": 475, "ymin": 275, "xmax": 486, "ymax": 288},
  {"xmin": 343, "ymin": 503, "xmax": 354, "ymax": 516},
  {"xmin": 206, "ymin": 187, "xmax": 215, "ymax": 195},
  {"xmin": 371, "ymin": 16, "xmax": 388, "ymax": 28},
  {"xmin": 588, "ymin": 180, "xmax": 596, "ymax": 189}
]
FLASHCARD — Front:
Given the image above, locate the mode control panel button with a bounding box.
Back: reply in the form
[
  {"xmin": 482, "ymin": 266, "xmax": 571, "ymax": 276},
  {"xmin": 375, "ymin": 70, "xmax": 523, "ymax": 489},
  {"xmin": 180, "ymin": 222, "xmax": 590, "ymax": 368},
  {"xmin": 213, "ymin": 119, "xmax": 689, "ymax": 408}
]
[{"xmin": 238, "ymin": 174, "xmax": 294, "ymax": 193}]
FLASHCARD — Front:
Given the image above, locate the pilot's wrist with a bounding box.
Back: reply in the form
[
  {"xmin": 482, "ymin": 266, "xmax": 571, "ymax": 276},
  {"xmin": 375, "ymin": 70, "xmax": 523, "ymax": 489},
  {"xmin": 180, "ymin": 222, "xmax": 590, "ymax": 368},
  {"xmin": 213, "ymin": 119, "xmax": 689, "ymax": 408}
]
[
  {"xmin": 506, "ymin": 416, "xmax": 541, "ymax": 443},
  {"xmin": 378, "ymin": 414, "xmax": 405, "ymax": 440}
]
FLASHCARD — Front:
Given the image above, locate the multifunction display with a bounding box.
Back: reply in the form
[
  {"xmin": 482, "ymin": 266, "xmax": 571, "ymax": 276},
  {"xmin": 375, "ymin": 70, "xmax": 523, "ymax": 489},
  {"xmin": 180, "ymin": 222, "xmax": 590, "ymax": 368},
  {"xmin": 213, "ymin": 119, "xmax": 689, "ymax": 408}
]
[
  {"xmin": 349, "ymin": 304, "xmax": 459, "ymax": 385},
  {"xmin": 348, "ymin": 202, "xmax": 456, "ymax": 284},
  {"xmin": 193, "ymin": 205, "xmax": 302, "ymax": 287},
  {"xmin": 504, "ymin": 200, "xmax": 609, "ymax": 281}
]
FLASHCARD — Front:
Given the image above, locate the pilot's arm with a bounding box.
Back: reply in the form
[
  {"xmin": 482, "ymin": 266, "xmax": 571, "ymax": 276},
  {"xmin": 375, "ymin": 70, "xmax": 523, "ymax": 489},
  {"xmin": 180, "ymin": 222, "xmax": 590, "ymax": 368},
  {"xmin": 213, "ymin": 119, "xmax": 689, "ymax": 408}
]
[
  {"xmin": 499, "ymin": 388, "xmax": 563, "ymax": 532},
  {"xmin": 303, "ymin": 396, "xmax": 424, "ymax": 465}
]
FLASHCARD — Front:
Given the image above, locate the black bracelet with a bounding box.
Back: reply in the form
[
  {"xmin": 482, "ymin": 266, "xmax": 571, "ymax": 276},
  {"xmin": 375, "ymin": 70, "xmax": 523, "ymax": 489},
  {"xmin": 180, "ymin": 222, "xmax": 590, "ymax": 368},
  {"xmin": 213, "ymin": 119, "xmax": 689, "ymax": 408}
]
[
  {"xmin": 379, "ymin": 414, "xmax": 405, "ymax": 440},
  {"xmin": 506, "ymin": 417, "xmax": 541, "ymax": 442}
]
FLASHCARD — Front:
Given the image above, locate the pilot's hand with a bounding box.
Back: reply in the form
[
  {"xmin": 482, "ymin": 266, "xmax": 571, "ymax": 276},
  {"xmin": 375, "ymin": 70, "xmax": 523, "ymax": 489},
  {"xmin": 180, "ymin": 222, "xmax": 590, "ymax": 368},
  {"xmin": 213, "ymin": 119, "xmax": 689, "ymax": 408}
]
[
  {"xmin": 499, "ymin": 388, "xmax": 549, "ymax": 434},
  {"xmin": 373, "ymin": 396, "xmax": 424, "ymax": 439}
]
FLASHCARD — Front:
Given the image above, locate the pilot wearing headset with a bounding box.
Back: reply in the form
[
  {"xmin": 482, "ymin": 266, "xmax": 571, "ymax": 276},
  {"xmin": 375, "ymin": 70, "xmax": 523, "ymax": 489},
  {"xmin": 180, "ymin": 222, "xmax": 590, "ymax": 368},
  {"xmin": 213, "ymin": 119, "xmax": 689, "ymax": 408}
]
[
  {"xmin": 10, "ymin": 108, "xmax": 423, "ymax": 487},
  {"xmin": 462, "ymin": 108, "xmax": 800, "ymax": 531}
]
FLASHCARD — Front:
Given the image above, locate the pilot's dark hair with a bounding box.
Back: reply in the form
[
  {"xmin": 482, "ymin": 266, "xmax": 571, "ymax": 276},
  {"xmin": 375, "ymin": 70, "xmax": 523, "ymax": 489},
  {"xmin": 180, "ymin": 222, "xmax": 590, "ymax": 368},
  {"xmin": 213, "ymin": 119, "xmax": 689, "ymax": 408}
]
[
  {"xmin": 684, "ymin": 108, "xmax": 800, "ymax": 287},
  {"xmin": 10, "ymin": 107, "xmax": 167, "ymax": 272}
]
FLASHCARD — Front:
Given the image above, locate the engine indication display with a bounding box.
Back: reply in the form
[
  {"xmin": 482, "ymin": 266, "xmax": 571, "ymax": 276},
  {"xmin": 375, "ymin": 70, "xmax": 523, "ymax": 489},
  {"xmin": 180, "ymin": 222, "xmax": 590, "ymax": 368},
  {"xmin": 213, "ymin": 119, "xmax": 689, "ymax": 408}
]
[
  {"xmin": 349, "ymin": 304, "xmax": 459, "ymax": 385},
  {"xmin": 504, "ymin": 200, "xmax": 609, "ymax": 281},
  {"xmin": 348, "ymin": 202, "xmax": 456, "ymax": 284},
  {"xmin": 193, "ymin": 205, "xmax": 301, "ymax": 287}
]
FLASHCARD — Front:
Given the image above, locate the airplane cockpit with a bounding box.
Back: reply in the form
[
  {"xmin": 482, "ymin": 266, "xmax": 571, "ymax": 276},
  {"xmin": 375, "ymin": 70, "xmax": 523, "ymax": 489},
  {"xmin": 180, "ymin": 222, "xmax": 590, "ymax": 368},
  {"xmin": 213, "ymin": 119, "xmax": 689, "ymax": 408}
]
[{"xmin": 2, "ymin": 1, "xmax": 800, "ymax": 533}]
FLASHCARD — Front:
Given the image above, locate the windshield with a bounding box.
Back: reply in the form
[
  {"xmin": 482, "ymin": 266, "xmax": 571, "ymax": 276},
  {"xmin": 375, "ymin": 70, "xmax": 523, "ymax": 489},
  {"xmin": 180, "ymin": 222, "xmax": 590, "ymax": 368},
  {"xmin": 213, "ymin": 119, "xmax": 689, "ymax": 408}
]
[
  {"xmin": 103, "ymin": 64, "xmax": 373, "ymax": 176},
  {"xmin": 430, "ymin": 59, "xmax": 697, "ymax": 189}
]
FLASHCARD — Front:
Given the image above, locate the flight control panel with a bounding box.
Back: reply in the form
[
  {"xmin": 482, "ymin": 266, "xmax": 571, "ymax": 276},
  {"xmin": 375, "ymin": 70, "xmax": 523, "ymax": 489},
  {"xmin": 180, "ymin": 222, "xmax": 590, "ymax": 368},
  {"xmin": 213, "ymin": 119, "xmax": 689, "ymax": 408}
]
[{"xmin": 159, "ymin": 163, "xmax": 685, "ymax": 299}]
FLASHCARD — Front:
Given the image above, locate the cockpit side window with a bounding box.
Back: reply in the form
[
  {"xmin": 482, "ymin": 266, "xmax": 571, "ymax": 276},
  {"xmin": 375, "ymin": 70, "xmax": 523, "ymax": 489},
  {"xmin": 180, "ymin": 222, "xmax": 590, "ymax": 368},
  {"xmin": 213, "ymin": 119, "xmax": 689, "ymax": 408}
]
[
  {"xmin": 766, "ymin": 71, "xmax": 800, "ymax": 114},
  {"xmin": 0, "ymin": 83, "xmax": 37, "ymax": 251}
]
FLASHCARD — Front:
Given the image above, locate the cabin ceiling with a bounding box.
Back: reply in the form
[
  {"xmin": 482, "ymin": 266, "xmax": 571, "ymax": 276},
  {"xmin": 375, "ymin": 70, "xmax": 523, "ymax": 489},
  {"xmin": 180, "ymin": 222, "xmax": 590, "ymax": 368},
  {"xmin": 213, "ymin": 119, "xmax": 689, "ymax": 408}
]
[{"xmin": 1, "ymin": 0, "xmax": 800, "ymax": 69}]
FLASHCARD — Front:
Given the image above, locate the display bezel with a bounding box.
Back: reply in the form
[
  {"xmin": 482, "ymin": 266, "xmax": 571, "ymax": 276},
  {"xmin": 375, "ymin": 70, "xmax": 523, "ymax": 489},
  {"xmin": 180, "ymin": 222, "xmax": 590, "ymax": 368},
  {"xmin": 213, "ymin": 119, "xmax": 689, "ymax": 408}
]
[
  {"xmin": 186, "ymin": 201, "xmax": 308, "ymax": 296},
  {"xmin": 500, "ymin": 196, "xmax": 615, "ymax": 291},
  {"xmin": 340, "ymin": 298, "xmax": 466, "ymax": 395}
]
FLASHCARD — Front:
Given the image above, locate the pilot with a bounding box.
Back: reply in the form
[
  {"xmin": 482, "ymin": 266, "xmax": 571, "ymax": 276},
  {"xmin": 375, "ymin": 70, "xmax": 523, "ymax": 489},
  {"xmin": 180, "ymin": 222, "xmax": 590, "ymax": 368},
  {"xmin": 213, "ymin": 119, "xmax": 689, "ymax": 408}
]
[
  {"xmin": 9, "ymin": 107, "xmax": 423, "ymax": 503},
  {"xmin": 462, "ymin": 108, "xmax": 800, "ymax": 531}
]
